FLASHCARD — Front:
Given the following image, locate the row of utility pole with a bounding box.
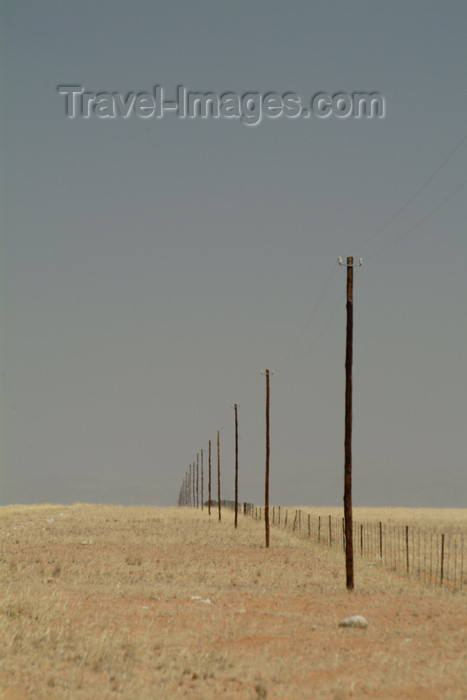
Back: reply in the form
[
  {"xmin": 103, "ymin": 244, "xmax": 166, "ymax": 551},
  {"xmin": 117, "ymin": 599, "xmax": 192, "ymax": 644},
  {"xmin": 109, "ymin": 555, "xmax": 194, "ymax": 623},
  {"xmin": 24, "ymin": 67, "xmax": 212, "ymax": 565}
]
[
  {"xmin": 178, "ymin": 256, "xmax": 361, "ymax": 590},
  {"xmin": 178, "ymin": 370, "xmax": 272, "ymax": 550},
  {"xmin": 179, "ymin": 432, "xmax": 222, "ymax": 521}
]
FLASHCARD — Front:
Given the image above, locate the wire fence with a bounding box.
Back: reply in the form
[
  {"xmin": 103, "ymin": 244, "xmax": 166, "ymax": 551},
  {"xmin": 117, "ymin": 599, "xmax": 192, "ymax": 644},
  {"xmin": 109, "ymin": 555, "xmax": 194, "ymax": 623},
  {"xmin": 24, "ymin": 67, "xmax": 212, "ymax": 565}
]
[{"xmin": 245, "ymin": 505, "xmax": 465, "ymax": 592}]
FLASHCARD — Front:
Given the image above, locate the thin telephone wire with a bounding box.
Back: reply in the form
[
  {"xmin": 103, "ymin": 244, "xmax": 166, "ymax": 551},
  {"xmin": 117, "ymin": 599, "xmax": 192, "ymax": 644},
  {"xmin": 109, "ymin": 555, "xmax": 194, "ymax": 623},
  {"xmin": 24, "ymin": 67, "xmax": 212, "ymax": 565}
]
[
  {"xmin": 274, "ymin": 261, "xmax": 338, "ymax": 370},
  {"xmin": 350, "ymin": 131, "xmax": 467, "ymax": 254},
  {"xmin": 364, "ymin": 177, "xmax": 467, "ymax": 260}
]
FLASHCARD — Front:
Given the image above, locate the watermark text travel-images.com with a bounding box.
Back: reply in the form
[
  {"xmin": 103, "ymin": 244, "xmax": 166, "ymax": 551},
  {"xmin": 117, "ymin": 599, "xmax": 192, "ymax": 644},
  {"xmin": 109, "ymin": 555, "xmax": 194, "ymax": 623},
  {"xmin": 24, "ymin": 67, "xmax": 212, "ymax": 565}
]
[{"xmin": 58, "ymin": 85, "xmax": 385, "ymax": 125}]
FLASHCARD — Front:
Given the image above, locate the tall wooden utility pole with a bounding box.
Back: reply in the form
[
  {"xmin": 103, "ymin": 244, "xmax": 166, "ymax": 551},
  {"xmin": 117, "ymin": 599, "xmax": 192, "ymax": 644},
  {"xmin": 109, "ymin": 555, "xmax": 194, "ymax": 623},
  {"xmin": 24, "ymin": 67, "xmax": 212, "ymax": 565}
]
[
  {"xmin": 196, "ymin": 452, "xmax": 199, "ymax": 509},
  {"xmin": 261, "ymin": 369, "xmax": 274, "ymax": 548},
  {"xmin": 201, "ymin": 449, "xmax": 204, "ymax": 511},
  {"xmin": 208, "ymin": 440, "xmax": 212, "ymax": 515},
  {"xmin": 232, "ymin": 404, "xmax": 239, "ymax": 528},
  {"xmin": 217, "ymin": 430, "xmax": 221, "ymax": 521},
  {"xmin": 338, "ymin": 256, "xmax": 362, "ymax": 590}
]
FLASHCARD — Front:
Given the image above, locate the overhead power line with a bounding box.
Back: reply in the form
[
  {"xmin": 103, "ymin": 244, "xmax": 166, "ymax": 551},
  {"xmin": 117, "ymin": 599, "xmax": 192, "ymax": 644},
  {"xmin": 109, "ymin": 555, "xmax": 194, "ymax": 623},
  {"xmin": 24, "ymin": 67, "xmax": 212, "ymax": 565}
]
[
  {"xmin": 286, "ymin": 290, "xmax": 346, "ymax": 370},
  {"xmin": 274, "ymin": 261, "xmax": 338, "ymax": 369},
  {"xmin": 350, "ymin": 131, "xmax": 467, "ymax": 254},
  {"xmin": 275, "ymin": 132, "xmax": 466, "ymax": 373},
  {"xmin": 365, "ymin": 176, "xmax": 467, "ymax": 260}
]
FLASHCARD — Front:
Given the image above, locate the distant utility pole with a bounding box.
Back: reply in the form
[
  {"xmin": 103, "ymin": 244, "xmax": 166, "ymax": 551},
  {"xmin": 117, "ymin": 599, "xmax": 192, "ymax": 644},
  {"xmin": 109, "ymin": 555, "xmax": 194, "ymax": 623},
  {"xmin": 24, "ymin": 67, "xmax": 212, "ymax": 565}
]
[
  {"xmin": 190, "ymin": 464, "xmax": 193, "ymax": 507},
  {"xmin": 208, "ymin": 440, "xmax": 212, "ymax": 515},
  {"xmin": 261, "ymin": 369, "xmax": 274, "ymax": 548},
  {"xmin": 217, "ymin": 430, "xmax": 221, "ymax": 521},
  {"xmin": 192, "ymin": 462, "xmax": 195, "ymax": 507},
  {"xmin": 196, "ymin": 452, "xmax": 199, "ymax": 508},
  {"xmin": 201, "ymin": 449, "xmax": 204, "ymax": 511},
  {"xmin": 232, "ymin": 404, "xmax": 239, "ymax": 528},
  {"xmin": 338, "ymin": 256, "xmax": 362, "ymax": 590}
]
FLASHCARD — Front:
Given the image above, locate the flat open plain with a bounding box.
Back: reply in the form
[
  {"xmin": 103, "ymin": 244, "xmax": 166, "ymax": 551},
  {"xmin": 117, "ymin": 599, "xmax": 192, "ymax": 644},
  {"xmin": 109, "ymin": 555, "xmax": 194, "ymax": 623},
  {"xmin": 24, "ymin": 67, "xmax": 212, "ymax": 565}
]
[{"xmin": 0, "ymin": 505, "xmax": 465, "ymax": 699}]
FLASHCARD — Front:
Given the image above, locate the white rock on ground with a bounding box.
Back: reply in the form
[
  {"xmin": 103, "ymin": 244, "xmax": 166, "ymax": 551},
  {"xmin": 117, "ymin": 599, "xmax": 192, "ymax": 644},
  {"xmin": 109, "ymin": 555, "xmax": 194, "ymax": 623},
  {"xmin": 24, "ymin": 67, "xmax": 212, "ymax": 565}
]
[{"xmin": 338, "ymin": 615, "xmax": 369, "ymax": 628}]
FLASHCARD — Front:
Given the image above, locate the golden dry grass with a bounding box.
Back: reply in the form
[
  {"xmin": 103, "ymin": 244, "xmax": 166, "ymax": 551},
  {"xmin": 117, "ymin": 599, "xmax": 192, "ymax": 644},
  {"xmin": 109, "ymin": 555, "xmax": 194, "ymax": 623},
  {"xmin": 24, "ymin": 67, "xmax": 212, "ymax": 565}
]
[
  {"xmin": 0, "ymin": 504, "xmax": 466, "ymax": 699},
  {"xmin": 296, "ymin": 506, "xmax": 467, "ymax": 531},
  {"xmin": 262, "ymin": 506, "xmax": 466, "ymax": 590}
]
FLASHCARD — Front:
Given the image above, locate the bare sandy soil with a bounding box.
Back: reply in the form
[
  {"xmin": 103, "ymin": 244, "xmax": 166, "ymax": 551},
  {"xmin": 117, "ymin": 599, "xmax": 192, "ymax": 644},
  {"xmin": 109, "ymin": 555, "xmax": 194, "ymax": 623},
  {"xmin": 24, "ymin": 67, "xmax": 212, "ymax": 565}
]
[{"xmin": 0, "ymin": 504, "xmax": 465, "ymax": 699}]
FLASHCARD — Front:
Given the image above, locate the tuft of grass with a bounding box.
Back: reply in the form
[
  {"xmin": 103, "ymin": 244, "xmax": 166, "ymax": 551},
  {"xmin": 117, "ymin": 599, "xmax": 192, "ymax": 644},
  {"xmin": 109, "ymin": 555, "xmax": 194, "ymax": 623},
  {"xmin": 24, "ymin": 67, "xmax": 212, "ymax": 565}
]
[{"xmin": 125, "ymin": 554, "xmax": 142, "ymax": 566}]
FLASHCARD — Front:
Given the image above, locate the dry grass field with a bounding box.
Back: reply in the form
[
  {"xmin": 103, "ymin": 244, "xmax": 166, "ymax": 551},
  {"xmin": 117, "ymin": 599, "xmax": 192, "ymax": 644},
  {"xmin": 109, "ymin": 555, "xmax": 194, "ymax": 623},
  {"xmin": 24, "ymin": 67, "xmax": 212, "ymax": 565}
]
[
  {"xmin": 0, "ymin": 504, "xmax": 466, "ymax": 699},
  {"xmin": 296, "ymin": 507, "xmax": 467, "ymax": 531},
  {"xmin": 259, "ymin": 506, "xmax": 466, "ymax": 591}
]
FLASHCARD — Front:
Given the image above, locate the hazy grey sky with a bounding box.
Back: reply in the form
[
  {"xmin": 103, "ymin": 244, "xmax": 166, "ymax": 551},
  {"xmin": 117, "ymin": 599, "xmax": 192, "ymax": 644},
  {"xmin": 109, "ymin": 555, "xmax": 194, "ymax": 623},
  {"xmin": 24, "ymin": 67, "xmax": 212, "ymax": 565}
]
[{"xmin": 1, "ymin": 1, "xmax": 466, "ymax": 507}]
